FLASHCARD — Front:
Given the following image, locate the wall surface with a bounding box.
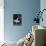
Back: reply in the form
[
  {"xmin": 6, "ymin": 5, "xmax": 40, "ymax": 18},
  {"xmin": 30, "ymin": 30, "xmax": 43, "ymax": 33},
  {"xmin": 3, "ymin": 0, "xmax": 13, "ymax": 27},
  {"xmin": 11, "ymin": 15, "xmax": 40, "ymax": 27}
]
[
  {"xmin": 4, "ymin": 0, "xmax": 40, "ymax": 42},
  {"xmin": 0, "ymin": 0, "xmax": 4, "ymax": 42},
  {"xmin": 40, "ymin": 0, "xmax": 46, "ymax": 26}
]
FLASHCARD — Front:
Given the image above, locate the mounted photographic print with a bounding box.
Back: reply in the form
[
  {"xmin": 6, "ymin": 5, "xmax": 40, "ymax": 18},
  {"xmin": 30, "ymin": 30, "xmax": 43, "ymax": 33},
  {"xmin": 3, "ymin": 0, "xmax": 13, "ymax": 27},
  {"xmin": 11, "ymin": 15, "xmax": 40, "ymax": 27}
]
[{"xmin": 13, "ymin": 14, "xmax": 22, "ymax": 25}]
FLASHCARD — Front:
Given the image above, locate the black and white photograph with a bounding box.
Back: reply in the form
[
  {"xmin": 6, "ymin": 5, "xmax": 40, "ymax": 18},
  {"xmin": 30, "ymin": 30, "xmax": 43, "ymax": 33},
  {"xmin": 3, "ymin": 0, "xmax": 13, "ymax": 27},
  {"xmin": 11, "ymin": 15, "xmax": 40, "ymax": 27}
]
[{"xmin": 13, "ymin": 14, "xmax": 22, "ymax": 25}]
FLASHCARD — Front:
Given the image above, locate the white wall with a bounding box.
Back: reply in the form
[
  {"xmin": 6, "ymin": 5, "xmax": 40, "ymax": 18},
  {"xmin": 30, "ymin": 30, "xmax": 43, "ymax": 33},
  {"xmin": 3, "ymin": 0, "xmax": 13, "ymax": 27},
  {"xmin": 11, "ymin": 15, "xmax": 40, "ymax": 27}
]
[
  {"xmin": 40, "ymin": 0, "xmax": 46, "ymax": 26},
  {"xmin": 0, "ymin": 0, "xmax": 4, "ymax": 42}
]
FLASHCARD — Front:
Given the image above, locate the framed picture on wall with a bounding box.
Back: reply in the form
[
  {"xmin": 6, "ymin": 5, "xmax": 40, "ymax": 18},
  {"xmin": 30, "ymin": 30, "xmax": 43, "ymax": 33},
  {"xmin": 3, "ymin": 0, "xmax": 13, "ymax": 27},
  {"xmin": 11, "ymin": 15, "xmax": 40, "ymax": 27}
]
[{"xmin": 13, "ymin": 14, "xmax": 22, "ymax": 25}]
